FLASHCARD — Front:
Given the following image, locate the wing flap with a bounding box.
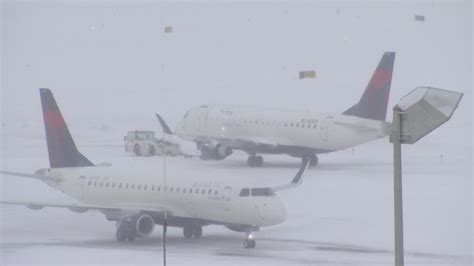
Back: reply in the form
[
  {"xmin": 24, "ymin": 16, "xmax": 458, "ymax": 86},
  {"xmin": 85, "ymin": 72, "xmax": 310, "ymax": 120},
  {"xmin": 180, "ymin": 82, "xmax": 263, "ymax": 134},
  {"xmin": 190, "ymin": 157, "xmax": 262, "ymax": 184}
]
[
  {"xmin": 207, "ymin": 136, "xmax": 278, "ymax": 150},
  {"xmin": 0, "ymin": 200, "xmax": 175, "ymax": 215}
]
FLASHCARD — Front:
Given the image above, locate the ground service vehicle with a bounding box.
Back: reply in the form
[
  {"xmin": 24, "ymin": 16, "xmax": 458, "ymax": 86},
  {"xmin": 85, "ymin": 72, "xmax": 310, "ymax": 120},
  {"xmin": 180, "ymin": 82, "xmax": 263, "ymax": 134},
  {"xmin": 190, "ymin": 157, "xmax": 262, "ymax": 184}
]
[{"xmin": 124, "ymin": 130, "xmax": 181, "ymax": 156}]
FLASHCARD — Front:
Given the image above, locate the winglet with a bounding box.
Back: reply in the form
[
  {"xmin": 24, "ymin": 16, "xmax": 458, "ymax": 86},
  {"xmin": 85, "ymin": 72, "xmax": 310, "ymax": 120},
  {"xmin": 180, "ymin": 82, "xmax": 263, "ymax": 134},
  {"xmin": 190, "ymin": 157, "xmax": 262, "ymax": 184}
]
[
  {"xmin": 155, "ymin": 113, "xmax": 173, "ymax": 135},
  {"xmin": 272, "ymin": 157, "xmax": 310, "ymax": 192}
]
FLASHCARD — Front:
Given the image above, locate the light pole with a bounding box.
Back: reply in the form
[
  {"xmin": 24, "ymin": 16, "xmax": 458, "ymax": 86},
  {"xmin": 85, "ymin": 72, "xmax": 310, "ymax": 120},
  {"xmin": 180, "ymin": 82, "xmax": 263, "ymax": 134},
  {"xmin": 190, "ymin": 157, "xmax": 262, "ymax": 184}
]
[
  {"xmin": 163, "ymin": 152, "xmax": 168, "ymax": 266},
  {"xmin": 163, "ymin": 154, "xmax": 167, "ymax": 266},
  {"xmin": 392, "ymin": 105, "xmax": 404, "ymax": 266},
  {"xmin": 389, "ymin": 87, "xmax": 463, "ymax": 266},
  {"xmin": 156, "ymin": 112, "xmax": 171, "ymax": 266}
]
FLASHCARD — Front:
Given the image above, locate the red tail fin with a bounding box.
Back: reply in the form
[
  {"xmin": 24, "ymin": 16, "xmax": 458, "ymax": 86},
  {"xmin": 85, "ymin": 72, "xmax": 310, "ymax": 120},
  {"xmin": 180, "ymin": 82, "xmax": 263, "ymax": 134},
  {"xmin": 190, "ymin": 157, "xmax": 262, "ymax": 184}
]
[
  {"xmin": 40, "ymin": 88, "xmax": 94, "ymax": 168},
  {"xmin": 343, "ymin": 52, "xmax": 395, "ymax": 121}
]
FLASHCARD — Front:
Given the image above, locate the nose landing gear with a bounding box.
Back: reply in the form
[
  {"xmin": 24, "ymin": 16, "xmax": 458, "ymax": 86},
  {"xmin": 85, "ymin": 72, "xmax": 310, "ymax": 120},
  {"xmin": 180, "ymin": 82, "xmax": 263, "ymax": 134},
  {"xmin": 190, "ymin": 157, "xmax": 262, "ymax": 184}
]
[
  {"xmin": 243, "ymin": 231, "xmax": 256, "ymax": 248},
  {"xmin": 115, "ymin": 222, "xmax": 136, "ymax": 242}
]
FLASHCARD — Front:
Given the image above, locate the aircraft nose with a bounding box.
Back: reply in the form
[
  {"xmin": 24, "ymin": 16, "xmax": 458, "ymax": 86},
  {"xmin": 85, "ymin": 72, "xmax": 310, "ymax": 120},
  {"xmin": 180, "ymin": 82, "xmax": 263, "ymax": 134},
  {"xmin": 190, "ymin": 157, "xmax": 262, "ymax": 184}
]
[
  {"xmin": 265, "ymin": 198, "xmax": 287, "ymax": 226},
  {"xmin": 175, "ymin": 121, "xmax": 184, "ymax": 135},
  {"xmin": 275, "ymin": 199, "xmax": 287, "ymax": 224}
]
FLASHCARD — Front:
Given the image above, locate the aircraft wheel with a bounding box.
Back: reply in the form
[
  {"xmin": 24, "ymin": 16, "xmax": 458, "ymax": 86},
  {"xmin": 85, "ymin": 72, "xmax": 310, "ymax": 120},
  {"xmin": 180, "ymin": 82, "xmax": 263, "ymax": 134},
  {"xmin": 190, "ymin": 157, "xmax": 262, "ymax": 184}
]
[
  {"xmin": 247, "ymin": 156, "xmax": 256, "ymax": 167},
  {"xmin": 183, "ymin": 226, "xmax": 193, "ymax": 239},
  {"xmin": 193, "ymin": 226, "xmax": 203, "ymax": 238},
  {"xmin": 116, "ymin": 228, "xmax": 126, "ymax": 242},
  {"xmin": 133, "ymin": 144, "xmax": 141, "ymax": 156},
  {"xmin": 243, "ymin": 239, "xmax": 256, "ymax": 248},
  {"xmin": 247, "ymin": 156, "xmax": 263, "ymax": 167},
  {"xmin": 250, "ymin": 239, "xmax": 256, "ymax": 248},
  {"xmin": 148, "ymin": 145, "xmax": 155, "ymax": 156}
]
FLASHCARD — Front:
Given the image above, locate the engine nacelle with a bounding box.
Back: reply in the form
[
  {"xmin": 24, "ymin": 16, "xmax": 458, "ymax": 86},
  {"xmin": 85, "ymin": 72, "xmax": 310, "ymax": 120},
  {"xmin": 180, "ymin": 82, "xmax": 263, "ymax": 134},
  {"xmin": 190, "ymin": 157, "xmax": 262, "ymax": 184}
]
[
  {"xmin": 215, "ymin": 144, "xmax": 232, "ymax": 159},
  {"xmin": 135, "ymin": 214, "xmax": 155, "ymax": 237},
  {"xmin": 120, "ymin": 213, "xmax": 155, "ymax": 238},
  {"xmin": 199, "ymin": 143, "xmax": 232, "ymax": 160}
]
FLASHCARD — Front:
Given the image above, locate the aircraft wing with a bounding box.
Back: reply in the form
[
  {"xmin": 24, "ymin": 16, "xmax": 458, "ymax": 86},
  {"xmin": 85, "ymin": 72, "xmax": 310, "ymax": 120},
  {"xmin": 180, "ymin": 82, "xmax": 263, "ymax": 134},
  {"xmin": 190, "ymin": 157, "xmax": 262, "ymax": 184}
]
[
  {"xmin": 0, "ymin": 171, "xmax": 184, "ymax": 216},
  {"xmin": 0, "ymin": 170, "xmax": 62, "ymax": 182},
  {"xmin": 0, "ymin": 199, "xmax": 176, "ymax": 215},
  {"xmin": 208, "ymin": 135, "xmax": 278, "ymax": 151},
  {"xmin": 333, "ymin": 121, "xmax": 382, "ymax": 133},
  {"xmin": 237, "ymin": 136, "xmax": 278, "ymax": 147}
]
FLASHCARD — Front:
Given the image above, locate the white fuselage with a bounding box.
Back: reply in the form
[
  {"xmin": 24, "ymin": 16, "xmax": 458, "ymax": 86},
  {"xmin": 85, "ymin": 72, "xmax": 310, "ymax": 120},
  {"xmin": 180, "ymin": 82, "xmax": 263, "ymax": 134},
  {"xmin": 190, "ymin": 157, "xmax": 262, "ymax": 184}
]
[
  {"xmin": 175, "ymin": 105, "xmax": 391, "ymax": 155},
  {"xmin": 41, "ymin": 165, "xmax": 286, "ymax": 227}
]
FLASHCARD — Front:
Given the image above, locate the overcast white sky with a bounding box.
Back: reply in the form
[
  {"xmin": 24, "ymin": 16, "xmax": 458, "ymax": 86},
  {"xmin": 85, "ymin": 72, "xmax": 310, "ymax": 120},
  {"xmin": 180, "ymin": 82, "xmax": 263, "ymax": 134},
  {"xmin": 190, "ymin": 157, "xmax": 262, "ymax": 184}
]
[{"xmin": 1, "ymin": 0, "xmax": 472, "ymax": 137}]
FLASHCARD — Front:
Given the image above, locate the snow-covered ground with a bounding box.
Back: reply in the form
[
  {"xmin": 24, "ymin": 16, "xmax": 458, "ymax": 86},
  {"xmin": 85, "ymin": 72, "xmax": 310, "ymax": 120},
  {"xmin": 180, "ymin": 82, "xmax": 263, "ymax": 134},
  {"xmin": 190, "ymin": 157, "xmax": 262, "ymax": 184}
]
[
  {"xmin": 1, "ymin": 120, "xmax": 471, "ymax": 265},
  {"xmin": 1, "ymin": 1, "xmax": 472, "ymax": 265}
]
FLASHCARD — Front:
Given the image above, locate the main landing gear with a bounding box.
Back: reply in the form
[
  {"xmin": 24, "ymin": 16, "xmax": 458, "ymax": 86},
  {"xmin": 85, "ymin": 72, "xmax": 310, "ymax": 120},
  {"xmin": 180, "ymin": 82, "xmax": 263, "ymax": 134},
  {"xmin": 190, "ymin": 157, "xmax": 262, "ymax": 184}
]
[
  {"xmin": 309, "ymin": 154, "xmax": 319, "ymax": 166},
  {"xmin": 116, "ymin": 226, "xmax": 135, "ymax": 242},
  {"xmin": 183, "ymin": 225, "xmax": 203, "ymax": 239},
  {"xmin": 243, "ymin": 231, "xmax": 256, "ymax": 248},
  {"xmin": 247, "ymin": 155, "xmax": 263, "ymax": 167}
]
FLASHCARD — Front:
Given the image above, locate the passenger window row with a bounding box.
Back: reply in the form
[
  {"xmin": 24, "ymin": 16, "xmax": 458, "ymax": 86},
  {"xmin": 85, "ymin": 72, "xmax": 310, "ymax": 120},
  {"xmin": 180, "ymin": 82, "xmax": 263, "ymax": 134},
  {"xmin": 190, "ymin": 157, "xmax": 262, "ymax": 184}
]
[
  {"xmin": 86, "ymin": 180, "xmax": 219, "ymax": 196},
  {"xmin": 210, "ymin": 116, "xmax": 318, "ymax": 129}
]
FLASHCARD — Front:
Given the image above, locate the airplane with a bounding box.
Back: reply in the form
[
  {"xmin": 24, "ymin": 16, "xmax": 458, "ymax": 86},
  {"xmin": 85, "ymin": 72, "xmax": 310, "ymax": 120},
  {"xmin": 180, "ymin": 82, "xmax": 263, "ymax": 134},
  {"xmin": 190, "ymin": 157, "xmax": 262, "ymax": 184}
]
[
  {"xmin": 0, "ymin": 88, "xmax": 310, "ymax": 248},
  {"xmin": 156, "ymin": 52, "xmax": 395, "ymax": 167}
]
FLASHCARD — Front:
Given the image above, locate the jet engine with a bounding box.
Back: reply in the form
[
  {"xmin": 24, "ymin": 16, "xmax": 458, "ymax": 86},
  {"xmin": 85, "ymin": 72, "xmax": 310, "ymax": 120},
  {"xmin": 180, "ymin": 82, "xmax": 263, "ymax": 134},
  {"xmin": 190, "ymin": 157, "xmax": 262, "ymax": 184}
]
[
  {"xmin": 119, "ymin": 213, "xmax": 155, "ymax": 238},
  {"xmin": 199, "ymin": 142, "xmax": 233, "ymax": 160}
]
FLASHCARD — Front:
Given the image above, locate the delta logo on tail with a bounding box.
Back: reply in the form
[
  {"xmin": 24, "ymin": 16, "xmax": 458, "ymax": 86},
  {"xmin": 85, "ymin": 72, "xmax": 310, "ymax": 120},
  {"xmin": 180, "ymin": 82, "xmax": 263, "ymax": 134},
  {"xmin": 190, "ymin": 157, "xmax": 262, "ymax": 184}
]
[{"xmin": 40, "ymin": 88, "xmax": 94, "ymax": 168}]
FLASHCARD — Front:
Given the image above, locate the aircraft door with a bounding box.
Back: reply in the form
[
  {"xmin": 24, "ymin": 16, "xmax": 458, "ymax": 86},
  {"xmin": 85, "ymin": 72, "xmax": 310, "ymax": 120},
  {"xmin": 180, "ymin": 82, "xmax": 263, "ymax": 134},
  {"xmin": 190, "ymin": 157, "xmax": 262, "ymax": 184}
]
[
  {"xmin": 253, "ymin": 193, "xmax": 269, "ymax": 223},
  {"xmin": 193, "ymin": 107, "xmax": 209, "ymax": 132},
  {"xmin": 77, "ymin": 176, "xmax": 86, "ymax": 200},
  {"xmin": 185, "ymin": 191, "xmax": 196, "ymax": 217},
  {"xmin": 318, "ymin": 119, "xmax": 329, "ymax": 142},
  {"xmin": 220, "ymin": 186, "xmax": 232, "ymax": 220},
  {"xmin": 194, "ymin": 112, "xmax": 201, "ymax": 132}
]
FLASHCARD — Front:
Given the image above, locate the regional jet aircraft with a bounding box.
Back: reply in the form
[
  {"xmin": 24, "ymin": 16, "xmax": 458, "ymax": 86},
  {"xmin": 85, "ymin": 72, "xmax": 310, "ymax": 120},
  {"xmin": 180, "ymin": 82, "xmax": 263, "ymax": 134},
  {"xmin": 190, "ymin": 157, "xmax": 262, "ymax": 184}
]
[
  {"xmin": 156, "ymin": 52, "xmax": 395, "ymax": 167},
  {"xmin": 0, "ymin": 89, "xmax": 310, "ymax": 248}
]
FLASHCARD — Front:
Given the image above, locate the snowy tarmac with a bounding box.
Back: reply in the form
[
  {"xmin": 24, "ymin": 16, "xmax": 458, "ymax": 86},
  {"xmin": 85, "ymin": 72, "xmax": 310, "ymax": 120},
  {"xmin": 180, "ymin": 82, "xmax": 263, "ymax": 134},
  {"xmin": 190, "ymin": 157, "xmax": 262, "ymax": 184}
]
[{"xmin": 1, "ymin": 124, "xmax": 471, "ymax": 265}]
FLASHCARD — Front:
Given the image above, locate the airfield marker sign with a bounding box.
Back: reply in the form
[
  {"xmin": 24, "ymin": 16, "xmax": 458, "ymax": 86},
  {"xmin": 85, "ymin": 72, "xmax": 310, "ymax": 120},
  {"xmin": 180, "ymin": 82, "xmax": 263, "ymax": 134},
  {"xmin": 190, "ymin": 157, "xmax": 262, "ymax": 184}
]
[{"xmin": 390, "ymin": 87, "xmax": 463, "ymax": 266}]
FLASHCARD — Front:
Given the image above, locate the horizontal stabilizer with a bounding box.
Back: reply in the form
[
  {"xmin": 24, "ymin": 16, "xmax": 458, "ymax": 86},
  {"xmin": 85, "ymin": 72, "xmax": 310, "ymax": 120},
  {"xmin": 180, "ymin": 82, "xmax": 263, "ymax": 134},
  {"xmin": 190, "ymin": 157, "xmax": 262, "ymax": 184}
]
[{"xmin": 156, "ymin": 113, "xmax": 173, "ymax": 135}]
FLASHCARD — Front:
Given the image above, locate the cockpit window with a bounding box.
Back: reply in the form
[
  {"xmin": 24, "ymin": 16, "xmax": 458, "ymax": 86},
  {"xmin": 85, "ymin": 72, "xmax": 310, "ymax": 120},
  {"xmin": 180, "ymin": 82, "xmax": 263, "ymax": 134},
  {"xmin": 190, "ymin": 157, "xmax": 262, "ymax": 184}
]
[
  {"xmin": 239, "ymin": 187, "xmax": 275, "ymax": 197},
  {"xmin": 251, "ymin": 188, "xmax": 275, "ymax": 197},
  {"xmin": 134, "ymin": 131, "xmax": 154, "ymax": 140},
  {"xmin": 239, "ymin": 188, "xmax": 250, "ymax": 197}
]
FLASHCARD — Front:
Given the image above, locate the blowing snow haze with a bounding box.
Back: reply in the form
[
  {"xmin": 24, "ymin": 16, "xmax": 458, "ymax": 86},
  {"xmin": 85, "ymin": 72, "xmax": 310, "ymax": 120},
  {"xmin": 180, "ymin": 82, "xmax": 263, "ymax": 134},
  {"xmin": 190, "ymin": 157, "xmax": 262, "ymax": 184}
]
[
  {"xmin": 1, "ymin": 0, "xmax": 472, "ymax": 265},
  {"xmin": 2, "ymin": 1, "xmax": 471, "ymax": 131}
]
